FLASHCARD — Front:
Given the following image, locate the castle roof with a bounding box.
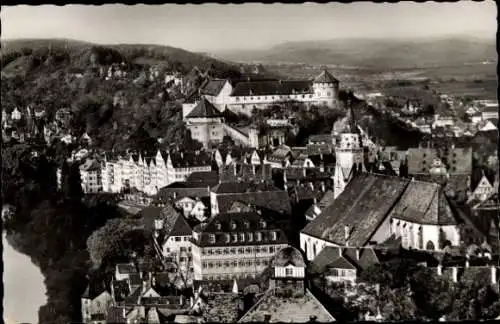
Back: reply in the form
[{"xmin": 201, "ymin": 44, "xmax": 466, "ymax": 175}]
[
  {"xmin": 185, "ymin": 98, "xmax": 222, "ymax": 119},
  {"xmin": 313, "ymin": 69, "xmax": 339, "ymax": 84}
]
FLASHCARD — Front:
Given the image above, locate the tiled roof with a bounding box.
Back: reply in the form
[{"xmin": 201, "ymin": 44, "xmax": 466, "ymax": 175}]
[
  {"xmin": 163, "ymin": 210, "xmax": 192, "ymax": 237},
  {"xmin": 185, "ymin": 98, "xmax": 222, "ymax": 119},
  {"xmin": 388, "ymin": 180, "xmax": 458, "ymax": 225},
  {"xmin": 215, "ymin": 189, "xmax": 291, "ymax": 215},
  {"xmin": 327, "ymin": 256, "xmax": 357, "ymax": 270},
  {"xmin": 186, "ymin": 171, "xmax": 219, "ymax": 187},
  {"xmin": 169, "ymin": 150, "xmax": 212, "ymax": 168},
  {"xmin": 82, "ymin": 280, "xmax": 109, "ymax": 300},
  {"xmin": 305, "ymin": 190, "xmax": 336, "ymax": 221},
  {"xmin": 191, "ymin": 211, "xmax": 288, "ymax": 247},
  {"xmin": 313, "ymin": 70, "xmax": 339, "ymax": 84},
  {"xmin": 272, "ymin": 246, "xmax": 306, "ymax": 267},
  {"xmin": 238, "ymin": 289, "xmax": 335, "ymax": 323},
  {"xmin": 407, "ymin": 148, "xmax": 437, "ymax": 174},
  {"xmin": 156, "ymin": 185, "xmax": 211, "ymax": 201},
  {"xmin": 112, "ymin": 280, "xmax": 131, "ymax": 302},
  {"xmin": 230, "ymin": 80, "xmax": 312, "ymax": 97},
  {"xmin": 200, "ymin": 79, "xmax": 227, "ymax": 96},
  {"xmin": 212, "ymin": 181, "xmax": 280, "ymax": 194},
  {"xmin": 309, "ymin": 246, "xmax": 381, "ymax": 275},
  {"xmin": 302, "ymin": 173, "xmax": 410, "ymax": 246},
  {"xmin": 308, "ymin": 134, "xmax": 333, "ymax": 145}
]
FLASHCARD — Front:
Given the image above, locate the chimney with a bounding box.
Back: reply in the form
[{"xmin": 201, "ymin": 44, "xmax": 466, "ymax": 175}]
[
  {"xmin": 180, "ymin": 295, "xmax": 185, "ymax": 306},
  {"xmin": 283, "ymin": 169, "xmax": 287, "ymax": 183},
  {"xmin": 437, "ymin": 263, "xmax": 442, "ymax": 276},
  {"xmin": 313, "ymin": 197, "xmax": 317, "ymax": 204},
  {"xmin": 491, "ymin": 266, "xmax": 497, "ymax": 285},
  {"xmin": 452, "ymin": 267, "xmax": 458, "ymax": 283}
]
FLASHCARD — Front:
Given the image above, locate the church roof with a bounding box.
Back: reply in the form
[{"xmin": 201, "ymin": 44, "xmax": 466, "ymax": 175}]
[
  {"xmin": 302, "ymin": 173, "xmax": 410, "ymax": 246},
  {"xmin": 313, "ymin": 69, "xmax": 339, "ymax": 84},
  {"xmin": 185, "ymin": 98, "xmax": 222, "ymax": 118},
  {"xmin": 388, "ymin": 180, "xmax": 458, "ymax": 225}
]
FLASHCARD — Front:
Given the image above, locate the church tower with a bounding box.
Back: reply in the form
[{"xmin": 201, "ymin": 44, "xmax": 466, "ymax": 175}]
[{"xmin": 333, "ymin": 99, "xmax": 365, "ymax": 199}]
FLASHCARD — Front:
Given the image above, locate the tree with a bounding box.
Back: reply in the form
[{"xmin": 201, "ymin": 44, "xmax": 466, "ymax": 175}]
[{"xmin": 86, "ymin": 218, "xmax": 147, "ymax": 269}]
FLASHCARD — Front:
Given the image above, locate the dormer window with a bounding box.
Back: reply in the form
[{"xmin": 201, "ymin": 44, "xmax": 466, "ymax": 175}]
[
  {"xmin": 248, "ymin": 232, "xmax": 254, "ymax": 242},
  {"xmin": 260, "ymin": 220, "xmax": 267, "ymax": 229},
  {"xmin": 232, "ymin": 233, "xmax": 238, "ymax": 242},
  {"xmin": 209, "ymin": 234, "xmax": 216, "ymax": 243}
]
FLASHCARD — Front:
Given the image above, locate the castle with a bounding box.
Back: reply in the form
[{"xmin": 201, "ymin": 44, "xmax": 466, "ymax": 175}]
[{"xmin": 183, "ymin": 69, "xmax": 340, "ymax": 117}]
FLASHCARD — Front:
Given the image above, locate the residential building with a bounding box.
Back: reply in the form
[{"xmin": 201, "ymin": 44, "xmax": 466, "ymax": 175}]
[
  {"xmin": 184, "ymin": 98, "xmax": 225, "ymax": 149},
  {"xmin": 159, "ymin": 211, "xmax": 193, "ymax": 266},
  {"xmin": 238, "ymin": 246, "xmax": 335, "ymax": 323},
  {"xmin": 80, "ymin": 159, "xmax": 103, "ymax": 193},
  {"xmin": 184, "ymin": 69, "xmax": 340, "ymax": 116},
  {"xmin": 300, "ymin": 173, "xmax": 487, "ymax": 261},
  {"xmin": 101, "ymin": 150, "xmax": 212, "ymax": 195},
  {"xmin": 481, "ymin": 102, "xmax": 499, "ymax": 120},
  {"xmin": 81, "ymin": 282, "xmax": 114, "ymax": 324},
  {"xmin": 308, "ymin": 246, "xmax": 381, "ymax": 284},
  {"xmin": 191, "ymin": 211, "xmax": 289, "ymax": 280}
]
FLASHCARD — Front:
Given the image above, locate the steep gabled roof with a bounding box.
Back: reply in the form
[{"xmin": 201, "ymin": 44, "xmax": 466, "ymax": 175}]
[
  {"xmin": 388, "ymin": 180, "xmax": 459, "ymax": 225},
  {"xmin": 163, "ymin": 211, "xmax": 192, "ymax": 237},
  {"xmin": 272, "ymin": 246, "xmax": 306, "ymax": 267},
  {"xmin": 185, "ymin": 98, "xmax": 222, "ymax": 118},
  {"xmin": 302, "ymin": 173, "xmax": 410, "ymax": 246}
]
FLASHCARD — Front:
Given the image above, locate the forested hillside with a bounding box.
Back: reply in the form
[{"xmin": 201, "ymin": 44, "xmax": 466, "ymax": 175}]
[{"xmin": 1, "ymin": 38, "xmax": 243, "ymax": 153}]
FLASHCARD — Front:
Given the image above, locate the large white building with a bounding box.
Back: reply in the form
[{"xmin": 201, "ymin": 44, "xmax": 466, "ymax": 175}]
[
  {"xmin": 99, "ymin": 150, "xmax": 212, "ymax": 196},
  {"xmin": 183, "ymin": 69, "xmax": 340, "ymax": 117}
]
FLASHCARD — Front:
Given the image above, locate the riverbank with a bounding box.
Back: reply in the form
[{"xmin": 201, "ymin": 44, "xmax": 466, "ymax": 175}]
[{"xmin": 3, "ymin": 232, "xmax": 48, "ymax": 323}]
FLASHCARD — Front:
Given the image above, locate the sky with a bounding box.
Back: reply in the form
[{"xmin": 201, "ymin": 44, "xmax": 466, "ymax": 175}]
[{"xmin": 1, "ymin": 2, "xmax": 497, "ymax": 52}]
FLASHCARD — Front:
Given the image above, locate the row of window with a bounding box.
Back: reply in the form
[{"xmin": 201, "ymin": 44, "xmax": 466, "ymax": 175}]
[
  {"xmin": 201, "ymin": 273, "xmax": 257, "ymax": 280},
  {"xmin": 202, "ymin": 258, "xmax": 270, "ymax": 269},
  {"xmin": 329, "ymin": 269, "xmax": 355, "ymax": 277},
  {"xmin": 201, "ymin": 245, "xmax": 278, "ymax": 256},
  {"xmin": 208, "ymin": 231, "xmax": 277, "ymax": 244},
  {"xmin": 235, "ymin": 94, "xmax": 313, "ymax": 102}
]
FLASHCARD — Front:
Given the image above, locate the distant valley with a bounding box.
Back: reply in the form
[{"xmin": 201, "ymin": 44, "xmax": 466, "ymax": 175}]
[{"xmin": 214, "ymin": 36, "xmax": 497, "ymax": 70}]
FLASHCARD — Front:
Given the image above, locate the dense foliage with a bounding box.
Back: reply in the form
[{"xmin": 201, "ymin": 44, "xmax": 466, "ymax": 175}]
[{"xmin": 3, "ymin": 143, "xmax": 123, "ymax": 324}]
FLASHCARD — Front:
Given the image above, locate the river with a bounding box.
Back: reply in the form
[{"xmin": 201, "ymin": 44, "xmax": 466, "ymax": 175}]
[{"xmin": 3, "ymin": 233, "xmax": 47, "ymax": 324}]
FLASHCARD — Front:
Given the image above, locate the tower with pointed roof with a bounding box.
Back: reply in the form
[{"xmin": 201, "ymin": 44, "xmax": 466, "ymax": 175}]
[
  {"xmin": 312, "ymin": 69, "xmax": 340, "ymax": 108},
  {"xmin": 185, "ymin": 98, "xmax": 224, "ymax": 149},
  {"xmin": 333, "ymin": 99, "xmax": 365, "ymax": 199}
]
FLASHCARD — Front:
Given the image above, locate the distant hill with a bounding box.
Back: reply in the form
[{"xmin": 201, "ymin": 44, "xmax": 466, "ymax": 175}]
[
  {"xmin": 1, "ymin": 38, "xmax": 241, "ymax": 77},
  {"xmin": 215, "ymin": 37, "xmax": 497, "ymax": 69}
]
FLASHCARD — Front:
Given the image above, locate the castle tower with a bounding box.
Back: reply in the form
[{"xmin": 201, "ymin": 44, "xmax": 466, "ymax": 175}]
[
  {"xmin": 312, "ymin": 69, "xmax": 340, "ymax": 108},
  {"xmin": 333, "ymin": 100, "xmax": 365, "ymax": 199}
]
